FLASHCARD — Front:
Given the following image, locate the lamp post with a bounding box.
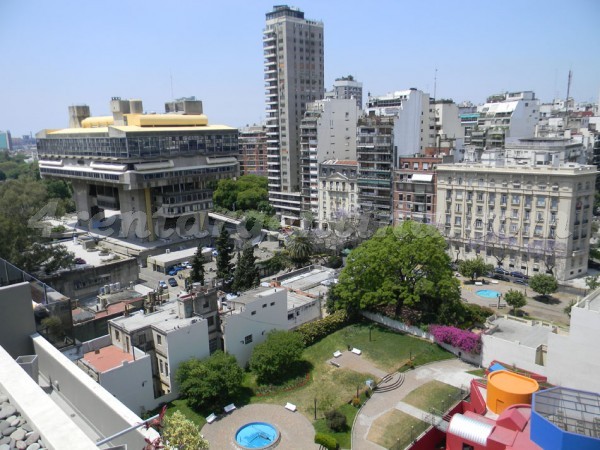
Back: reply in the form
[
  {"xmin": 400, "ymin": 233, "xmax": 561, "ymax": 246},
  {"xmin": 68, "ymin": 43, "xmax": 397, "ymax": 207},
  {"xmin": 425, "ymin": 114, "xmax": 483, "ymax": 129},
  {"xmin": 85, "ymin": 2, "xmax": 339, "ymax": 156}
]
[
  {"xmin": 369, "ymin": 325, "xmax": 372, "ymax": 342},
  {"xmin": 314, "ymin": 397, "xmax": 317, "ymax": 420}
]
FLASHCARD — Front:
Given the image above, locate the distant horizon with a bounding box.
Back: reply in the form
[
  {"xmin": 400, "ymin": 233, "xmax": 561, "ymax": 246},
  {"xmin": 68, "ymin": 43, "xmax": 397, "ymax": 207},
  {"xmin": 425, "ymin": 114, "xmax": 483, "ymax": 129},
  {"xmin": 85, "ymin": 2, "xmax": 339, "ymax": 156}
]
[{"xmin": 0, "ymin": 0, "xmax": 598, "ymax": 136}]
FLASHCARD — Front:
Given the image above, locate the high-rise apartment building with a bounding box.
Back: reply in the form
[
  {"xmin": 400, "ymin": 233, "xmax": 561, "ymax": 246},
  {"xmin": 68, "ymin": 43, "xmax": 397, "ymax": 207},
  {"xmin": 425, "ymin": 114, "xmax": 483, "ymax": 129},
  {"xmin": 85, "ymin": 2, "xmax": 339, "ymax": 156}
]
[
  {"xmin": 300, "ymin": 98, "xmax": 359, "ymax": 217},
  {"xmin": 264, "ymin": 5, "xmax": 324, "ymax": 226},
  {"xmin": 238, "ymin": 125, "xmax": 268, "ymax": 176},
  {"xmin": 332, "ymin": 76, "xmax": 363, "ymax": 109},
  {"xmin": 36, "ymin": 98, "xmax": 238, "ymax": 240}
]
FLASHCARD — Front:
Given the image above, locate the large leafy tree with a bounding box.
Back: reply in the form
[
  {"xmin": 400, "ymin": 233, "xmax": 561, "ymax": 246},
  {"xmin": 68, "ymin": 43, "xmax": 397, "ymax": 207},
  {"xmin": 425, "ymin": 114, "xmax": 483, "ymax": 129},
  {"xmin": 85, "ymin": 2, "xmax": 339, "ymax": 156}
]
[
  {"xmin": 459, "ymin": 257, "xmax": 494, "ymax": 281},
  {"xmin": 0, "ymin": 177, "xmax": 75, "ymax": 272},
  {"xmin": 232, "ymin": 246, "xmax": 260, "ymax": 292},
  {"xmin": 332, "ymin": 222, "xmax": 461, "ymax": 323},
  {"xmin": 176, "ymin": 351, "xmax": 243, "ymax": 411},
  {"xmin": 529, "ymin": 274, "xmax": 558, "ymax": 298},
  {"xmin": 504, "ymin": 289, "xmax": 527, "ymax": 314},
  {"xmin": 249, "ymin": 330, "xmax": 305, "ymax": 385},
  {"xmin": 213, "ymin": 175, "xmax": 270, "ymax": 212},
  {"xmin": 161, "ymin": 411, "xmax": 209, "ymax": 450},
  {"xmin": 286, "ymin": 232, "xmax": 314, "ymax": 267},
  {"xmin": 215, "ymin": 227, "xmax": 234, "ymax": 286},
  {"xmin": 190, "ymin": 243, "xmax": 205, "ymax": 285}
]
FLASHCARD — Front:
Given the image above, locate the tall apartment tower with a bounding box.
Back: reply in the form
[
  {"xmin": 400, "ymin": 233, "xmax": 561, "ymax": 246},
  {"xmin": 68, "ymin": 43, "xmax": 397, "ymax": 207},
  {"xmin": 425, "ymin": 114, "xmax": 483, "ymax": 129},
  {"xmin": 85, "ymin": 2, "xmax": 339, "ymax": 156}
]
[
  {"xmin": 333, "ymin": 76, "xmax": 363, "ymax": 109},
  {"xmin": 264, "ymin": 5, "xmax": 325, "ymax": 226}
]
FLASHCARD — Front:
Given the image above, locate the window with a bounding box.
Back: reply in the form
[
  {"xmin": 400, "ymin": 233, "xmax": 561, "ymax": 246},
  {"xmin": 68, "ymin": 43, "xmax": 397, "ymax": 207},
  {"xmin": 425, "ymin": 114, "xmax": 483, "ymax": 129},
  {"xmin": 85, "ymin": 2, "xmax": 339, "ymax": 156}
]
[
  {"xmin": 454, "ymin": 217, "xmax": 462, "ymax": 226},
  {"xmin": 251, "ymin": 310, "xmax": 256, "ymax": 315},
  {"xmin": 156, "ymin": 334, "xmax": 162, "ymax": 345},
  {"xmin": 536, "ymin": 196, "xmax": 545, "ymax": 207},
  {"xmin": 165, "ymin": 362, "xmax": 169, "ymax": 376},
  {"xmin": 244, "ymin": 334, "xmax": 253, "ymax": 344},
  {"xmin": 270, "ymin": 302, "xmax": 275, "ymax": 306},
  {"xmin": 115, "ymin": 330, "xmax": 120, "ymax": 341},
  {"xmin": 207, "ymin": 316, "xmax": 214, "ymax": 327},
  {"xmin": 159, "ymin": 360, "xmax": 164, "ymax": 374},
  {"xmin": 288, "ymin": 313, "xmax": 294, "ymax": 320},
  {"xmin": 262, "ymin": 303, "xmax": 267, "ymax": 308}
]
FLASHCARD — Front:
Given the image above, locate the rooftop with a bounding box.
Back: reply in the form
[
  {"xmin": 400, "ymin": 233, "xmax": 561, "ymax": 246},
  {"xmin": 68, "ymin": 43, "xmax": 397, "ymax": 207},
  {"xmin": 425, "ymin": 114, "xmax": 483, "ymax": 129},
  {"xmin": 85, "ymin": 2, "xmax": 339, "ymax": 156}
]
[
  {"xmin": 82, "ymin": 344, "xmax": 134, "ymax": 373},
  {"xmin": 484, "ymin": 316, "xmax": 554, "ymax": 348},
  {"xmin": 576, "ymin": 287, "xmax": 600, "ymax": 312},
  {"xmin": 110, "ymin": 301, "xmax": 203, "ymax": 334},
  {"xmin": 276, "ymin": 266, "xmax": 337, "ymax": 292},
  {"xmin": 437, "ymin": 162, "xmax": 597, "ymax": 175}
]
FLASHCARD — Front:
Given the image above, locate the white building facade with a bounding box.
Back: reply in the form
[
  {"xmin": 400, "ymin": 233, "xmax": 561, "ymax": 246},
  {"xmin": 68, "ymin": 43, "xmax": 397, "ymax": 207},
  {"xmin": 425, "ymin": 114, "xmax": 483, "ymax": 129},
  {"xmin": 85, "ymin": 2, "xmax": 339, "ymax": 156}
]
[{"xmin": 317, "ymin": 160, "xmax": 358, "ymax": 229}]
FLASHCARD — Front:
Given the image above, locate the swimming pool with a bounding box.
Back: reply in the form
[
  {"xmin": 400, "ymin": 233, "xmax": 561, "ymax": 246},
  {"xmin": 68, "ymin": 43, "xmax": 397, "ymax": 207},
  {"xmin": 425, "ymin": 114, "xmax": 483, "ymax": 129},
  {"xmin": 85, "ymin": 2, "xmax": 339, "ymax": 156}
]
[
  {"xmin": 235, "ymin": 422, "xmax": 280, "ymax": 449},
  {"xmin": 477, "ymin": 289, "xmax": 501, "ymax": 299}
]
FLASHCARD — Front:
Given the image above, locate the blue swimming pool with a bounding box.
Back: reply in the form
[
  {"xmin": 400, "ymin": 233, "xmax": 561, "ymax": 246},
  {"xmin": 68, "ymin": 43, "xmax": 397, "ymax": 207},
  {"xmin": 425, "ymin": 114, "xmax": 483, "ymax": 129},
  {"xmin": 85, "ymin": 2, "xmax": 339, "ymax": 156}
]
[
  {"xmin": 477, "ymin": 289, "xmax": 501, "ymax": 299},
  {"xmin": 235, "ymin": 422, "xmax": 280, "ymax": 449}
]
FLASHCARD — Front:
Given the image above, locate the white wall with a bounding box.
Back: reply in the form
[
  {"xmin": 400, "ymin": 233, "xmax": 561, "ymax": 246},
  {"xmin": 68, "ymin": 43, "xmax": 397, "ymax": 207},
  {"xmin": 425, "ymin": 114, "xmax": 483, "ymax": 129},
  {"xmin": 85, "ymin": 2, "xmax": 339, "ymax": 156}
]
[
  {"xmin": 316, "ymin": 99, "xmax": 358, "ymax": 161},
  {"xmin": 509, "ymin": 99, "xmax": 540, "ymax": 139},
  {"xmin": 394, "ymin": 91, "xmax": 430, "ymax": 156},
  {"xmin": 287, "ymin": 298, "xmax": 321, "ymax": 330},
  {"xmin": 0, "ymin": 283, "xmax": 36, "ymax": 358},
  {"xmin": 546, "ymin": 301, "xmax": 600, "ymax": 393},
  {"xmin": 98, "ymin": 349, "xmax": 154, "ymax": 416},
  {"xmin": 222, "ymin": 289, "xmax": 288, "ymax": 367},
  {"xmin": 481, "ymin": 334, "xmax": 546, "ymax": 376},
  {"xmin": 32, "ymin": 334, "xmax": 158, "ymax": 450}
]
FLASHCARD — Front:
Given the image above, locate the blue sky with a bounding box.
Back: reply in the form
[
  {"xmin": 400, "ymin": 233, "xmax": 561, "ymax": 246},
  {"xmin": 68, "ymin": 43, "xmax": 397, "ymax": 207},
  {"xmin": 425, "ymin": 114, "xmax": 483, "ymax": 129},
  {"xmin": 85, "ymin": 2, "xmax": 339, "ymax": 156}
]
[{"xmin": 1, "ymin": 0, "xmax": 599, "ymax": 137}]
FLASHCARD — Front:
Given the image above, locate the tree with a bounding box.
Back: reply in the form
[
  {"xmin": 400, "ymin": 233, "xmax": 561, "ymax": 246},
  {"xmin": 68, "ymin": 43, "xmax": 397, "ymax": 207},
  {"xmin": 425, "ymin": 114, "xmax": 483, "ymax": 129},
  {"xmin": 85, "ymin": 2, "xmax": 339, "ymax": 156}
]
[
  {"xmin": 176, "ymin": 351, "xmax": 243, "ymax": 411},
  {"xmin": 458, "ymin": 257, "xmax": 494, "ymax": 281},
  {"xmin": 190, "ymin": 243, "xmax": 205, "ymax": 285},
  {"xmin": 249, "ymin": 330, "xmax": 305, "ymax": 385},
  {"xmin": 232, "ymin": 246, "xmax": 260, "ymax": 292},
  {"xmin": 213, "ymin": 175, "xmax": 270, "ymax": 212},
  {"xmin": 504, "ymin": 289, "xmax": 527, "ymax": 314},
  {"xmin": 215, "ymin": 227, "xmax": 234, "ymax": 287},
  {"xmin": 325, "ymin": 410, "xmax": 347, "ymax": 432},
  {"xmin": 332, "ymin": 223, "xmax": 461, "ymax": 324},
  {"xmin": 161, "ymin": 411, "xmax": 208, "ymax": 450},
  {"xmin": 529, "ymin": 274, "xmax": 558, "ymax": 298},
  {"xmin": 585, "ymin": 275, "xmax": 600, "ymax": 292},
  {"xmin": 286, "ymin": 231, "xmax": 314, "ymax": 267}
]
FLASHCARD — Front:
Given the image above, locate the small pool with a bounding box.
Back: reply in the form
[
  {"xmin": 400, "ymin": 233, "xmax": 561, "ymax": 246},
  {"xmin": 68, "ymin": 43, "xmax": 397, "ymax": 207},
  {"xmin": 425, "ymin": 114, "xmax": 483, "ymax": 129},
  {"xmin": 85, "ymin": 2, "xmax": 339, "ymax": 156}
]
[
  {"xmin": 477, "ymin": 289, "xmax": 501, "ymax": 299},
  {"xmin": 235, "ymin": 422, "xmax": 280, "ymax": 449}
]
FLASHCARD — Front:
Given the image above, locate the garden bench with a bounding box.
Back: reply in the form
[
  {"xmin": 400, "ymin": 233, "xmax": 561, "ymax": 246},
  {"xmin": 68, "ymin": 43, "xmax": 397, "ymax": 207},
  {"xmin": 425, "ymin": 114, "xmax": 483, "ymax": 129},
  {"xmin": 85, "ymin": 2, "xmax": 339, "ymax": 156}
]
[
  {"xmin": 333, "ymin": 350, "xmax": 342, "ymax": 358},
  {"xmin": 351, "ymin": 348, "xmax": 362, "ymax": 355},
  {"xmin": 330, "ymin": 360, "xmax": 340, "ymax": 368},
  {"xmin": 206, "ymin": 413, "xmax": 217, "ymax": 424},
  {"xmin": 285, "ymin": 402, "xmax": 297, "ymax": 412},
  {"xmin": 224, "ymin": 403, "xmax": 236, "ymax": 413}
]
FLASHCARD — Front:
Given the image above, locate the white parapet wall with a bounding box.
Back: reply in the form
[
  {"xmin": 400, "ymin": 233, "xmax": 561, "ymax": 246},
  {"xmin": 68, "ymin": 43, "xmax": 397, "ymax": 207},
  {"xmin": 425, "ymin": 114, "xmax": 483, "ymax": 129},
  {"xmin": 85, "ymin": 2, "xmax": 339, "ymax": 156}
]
[
  {"xmin": 0, "ymin": 344, "xmax": 98, "ymax": 450},
  {"xmin": 31, "ymin": 333, "xmax": 159, "ymax": 449}
]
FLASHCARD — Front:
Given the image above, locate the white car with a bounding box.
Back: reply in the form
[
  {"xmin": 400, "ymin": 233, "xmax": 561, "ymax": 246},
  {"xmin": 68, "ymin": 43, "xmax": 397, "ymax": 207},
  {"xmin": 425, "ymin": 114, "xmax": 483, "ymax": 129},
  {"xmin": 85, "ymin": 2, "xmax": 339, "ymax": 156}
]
[{"xmin": 158, "ymin": 281, "xmax": 168, "ymax": 289}]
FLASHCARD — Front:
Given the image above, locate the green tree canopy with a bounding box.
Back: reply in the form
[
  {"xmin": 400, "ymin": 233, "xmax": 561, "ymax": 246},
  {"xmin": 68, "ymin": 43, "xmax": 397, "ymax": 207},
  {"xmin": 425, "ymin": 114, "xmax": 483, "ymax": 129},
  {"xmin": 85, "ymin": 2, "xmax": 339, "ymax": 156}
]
[
  {"xmin": 176, "ymin": 351, "xmax": 243, "ymax": 411},
  {"xmin": 213, "ymin": 175, "xmax": 270, "ymax": 212},
  {"xmin": 215, "ymin": 227, "xmax": 234, "ymax": 287},
  {"xmin": 249, "ymin": 330, "xmax": 305, "ymax": 385},
  {"xmin": 232, "ymin": 246, "xmax": 260, "ymax": 292},
  {"xmin": 504, "ymin": 289, "xmax": 527, "ymax": 314},
  {"xmin": 190, "ymin": 243, "xmax": 205, "ymax": 285},
  {"xmin": 331, "ymin": 222, "xmax": 461, "ymax": 323},
  {"xmin": 161, "ymin": 411, "xmax": 209, "ymax": 449},
  {"xmin": 459, "ymin": 257, "xmax": 494, "ymax": 281},
  {"xmin": 529, "ymin": 274, "xmax": 558, "ymax": 298},
  {"xmin": 285, "ymin": 232, "xmax": 314, "ymax": 267}
]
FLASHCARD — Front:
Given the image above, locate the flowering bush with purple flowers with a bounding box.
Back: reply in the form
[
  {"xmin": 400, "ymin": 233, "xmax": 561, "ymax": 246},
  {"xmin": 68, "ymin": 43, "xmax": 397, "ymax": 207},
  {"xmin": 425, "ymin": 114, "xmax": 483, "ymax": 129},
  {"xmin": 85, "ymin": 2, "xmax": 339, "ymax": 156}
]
[{"xmin": 429, "ymin": 325, "xmax": 482, "ymax": 354}]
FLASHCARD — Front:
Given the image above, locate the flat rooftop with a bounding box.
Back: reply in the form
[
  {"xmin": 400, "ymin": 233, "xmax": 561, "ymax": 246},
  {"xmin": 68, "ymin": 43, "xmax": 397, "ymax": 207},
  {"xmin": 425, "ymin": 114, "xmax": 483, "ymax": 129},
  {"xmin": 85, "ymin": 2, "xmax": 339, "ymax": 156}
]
[
  {"xmin": 279, "ymin": 267, "xmax": 336, "ymax": 292},
  {"xmin": 227, "ymin": 286, "xmax": 285, "ymax": 306},
  {"xmin": 148, "ymin": 247, "xmax": 211, "ymax": 265},
  {"xmin": 57, "ymin": 238, "xmax": 135, "ymax": 268},
  {"xmin": 576, "ymin": 288, "xmax": 600, "ymax": 312},
  {"xmin": 485, "ymin": 317, "xmax": 553, "ymax": 348},
  {"xmin": 111, "ymin": 301, "xmax": 202, "ymax": 333},
  {"xmin": 82, "ymin": 344, "xmax": 134, "ymax": 373},
  {"xmin": 288, "ymin": 290, "xmax": 319, "ymax": 309}
]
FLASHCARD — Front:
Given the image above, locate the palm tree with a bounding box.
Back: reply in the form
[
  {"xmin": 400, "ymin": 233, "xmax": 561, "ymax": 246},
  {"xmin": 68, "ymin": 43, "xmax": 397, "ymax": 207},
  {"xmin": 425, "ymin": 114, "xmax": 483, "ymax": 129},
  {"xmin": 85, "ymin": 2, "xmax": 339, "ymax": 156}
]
[{"xmin": 286, "ymin": 232, "xmax": 314, "ymax": 267}]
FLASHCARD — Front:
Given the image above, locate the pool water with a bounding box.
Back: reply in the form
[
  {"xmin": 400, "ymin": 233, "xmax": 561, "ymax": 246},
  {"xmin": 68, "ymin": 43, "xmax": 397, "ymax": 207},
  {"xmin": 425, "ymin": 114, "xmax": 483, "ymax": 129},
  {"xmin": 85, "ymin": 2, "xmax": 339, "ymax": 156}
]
[
  {"xmin": 477, "ymin": 289, "xmax": 501, "ymax": 299},
  {"xmin": 235, "ymin": 422, "xmax": 280, "ymax": 449}
]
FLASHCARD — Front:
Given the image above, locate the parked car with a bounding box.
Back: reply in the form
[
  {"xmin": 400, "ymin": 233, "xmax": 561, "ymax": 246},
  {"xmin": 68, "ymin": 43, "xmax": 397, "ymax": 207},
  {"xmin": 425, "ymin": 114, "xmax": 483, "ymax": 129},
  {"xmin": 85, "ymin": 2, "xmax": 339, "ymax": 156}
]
[
  {"xmin": 158, "ymin": 280, "xmax": 168, "ymax": 289},
  {"xmin": 494, "ymin": 267, "xmax": 510, "ymax": 275},
  {"xmin": 74, "ymin": 257, "xmax": 86, "ymax": 265},
  {"xmin": 510, "ymin": 271, "xmax": 528, "ymax": 279},
  {"xmin": 167, "ymin": 266, "xmax": 184, "ymax": 276},
  {"xmin": 492, "ymin": 274, "xmax": 510, "ymax": 282},
  {"xmin": 168, "ymin": 277, "xmax": 178, "ymax": 287},
  {"xmin": 513, "ymin": 279, "xmax": 528, "ymax": 286}
]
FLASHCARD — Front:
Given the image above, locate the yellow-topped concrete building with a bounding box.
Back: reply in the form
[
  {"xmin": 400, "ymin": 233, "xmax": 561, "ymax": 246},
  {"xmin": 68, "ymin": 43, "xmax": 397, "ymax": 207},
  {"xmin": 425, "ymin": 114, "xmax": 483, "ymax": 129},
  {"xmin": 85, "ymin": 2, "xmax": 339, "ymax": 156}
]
[{"xmin": 36, "ymin": 97, "xmax": 239, "ymax": 240}]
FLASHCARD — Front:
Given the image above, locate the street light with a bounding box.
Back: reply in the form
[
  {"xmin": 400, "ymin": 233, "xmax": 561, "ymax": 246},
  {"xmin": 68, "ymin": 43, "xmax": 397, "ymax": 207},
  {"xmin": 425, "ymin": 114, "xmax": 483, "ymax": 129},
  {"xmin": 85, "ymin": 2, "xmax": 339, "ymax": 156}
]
[{"xmin": 314, "ymin": 397, "xmax": 317, "ymax": 420}]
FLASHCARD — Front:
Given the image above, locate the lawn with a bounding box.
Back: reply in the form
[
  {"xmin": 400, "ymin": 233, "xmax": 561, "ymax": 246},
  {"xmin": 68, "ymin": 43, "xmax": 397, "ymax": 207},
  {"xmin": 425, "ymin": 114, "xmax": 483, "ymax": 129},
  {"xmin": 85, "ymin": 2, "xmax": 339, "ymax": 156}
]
[
  {"xmin": 367, "ymin": 410, "xmax": 429, "ymax": 450},
  {"xmin": 402, "ymin": 380, "xmax": 462, "ymax": 412},
  {"xmin": 467, "ymin": 368, "xmax": 486, "ymax": 377},
  {"xmin": 313, "ymin": 402, "xmax": 362, "ymax": 449}
]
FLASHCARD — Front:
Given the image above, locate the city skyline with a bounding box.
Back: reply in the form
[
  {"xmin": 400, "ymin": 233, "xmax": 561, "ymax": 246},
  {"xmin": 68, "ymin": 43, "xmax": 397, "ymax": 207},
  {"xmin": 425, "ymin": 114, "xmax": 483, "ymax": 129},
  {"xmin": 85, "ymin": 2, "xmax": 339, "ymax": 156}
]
[{"xmin": 0, "ymin": 0, "xmax": 599, "ymax": 136}]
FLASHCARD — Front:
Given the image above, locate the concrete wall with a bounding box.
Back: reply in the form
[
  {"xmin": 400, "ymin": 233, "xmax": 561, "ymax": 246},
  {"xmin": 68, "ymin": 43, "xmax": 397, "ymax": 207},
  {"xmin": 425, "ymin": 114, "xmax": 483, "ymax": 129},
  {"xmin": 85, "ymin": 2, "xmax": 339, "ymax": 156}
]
[
  {"xmin": 546, "ymin": 299, "xmax": 600, "ymax": 393},
  {"xmin": 361, "ymin": 311, "xmax": 434, "ymax": 341},
  {"xmin": 0, "ymin": 345, "xmax": 98, "ymax": 450},
  {"xmin": 481, "ymin": 334, "xmax": 546, "ymax": 376},
  {"xmin": 287, "ymin": 298, "xmax": 321, "ymax": 330},
  {"xmin": 437, "ymin": 342, "xmax": 482, "ymax": 366},
  {"xmin": 31, "ymin": 334, "xmax": 158, "ymax": 449},
  {"xmin": 0, "ymin": 282, "xmax": 36, "ymax": 358},
  {"xmin": 98, "ymin": 348, "xmax": 154, "ymax": 416},
  {"xmin": 222, "ymin": 289, "xmax": 288, "ymax": 367}
]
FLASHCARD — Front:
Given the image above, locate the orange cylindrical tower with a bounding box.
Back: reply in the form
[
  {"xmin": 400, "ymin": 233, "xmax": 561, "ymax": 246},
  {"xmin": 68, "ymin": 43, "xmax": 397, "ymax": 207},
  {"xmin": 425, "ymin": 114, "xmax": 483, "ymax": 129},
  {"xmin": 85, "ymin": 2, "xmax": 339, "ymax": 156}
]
[{"xmin": 486, "ymin": 370, "xmax": 538, "ymax": 414}]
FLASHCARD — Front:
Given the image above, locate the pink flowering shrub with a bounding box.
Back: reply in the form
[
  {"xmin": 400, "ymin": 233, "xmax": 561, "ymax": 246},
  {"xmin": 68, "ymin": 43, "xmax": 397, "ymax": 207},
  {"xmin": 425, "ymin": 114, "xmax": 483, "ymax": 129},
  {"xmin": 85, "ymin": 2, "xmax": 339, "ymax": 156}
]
[{"xmin": 429, "ymin": 325, "xmax": 482, "ymax": 354}]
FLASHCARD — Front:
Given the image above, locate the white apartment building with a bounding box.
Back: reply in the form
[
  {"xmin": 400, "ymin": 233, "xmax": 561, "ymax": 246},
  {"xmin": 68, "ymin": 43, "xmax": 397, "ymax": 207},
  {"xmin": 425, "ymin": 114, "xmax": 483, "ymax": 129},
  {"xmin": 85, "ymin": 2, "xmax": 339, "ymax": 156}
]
[
  {"xmin": 264, "ymin": 5, "xmax": 325, "ymax": 225},
  {"xmin": 317, "ymin": 160, "xmax": 358, "ymax": 229},
  {"xmin": 433, "ymin": 100, "xmax": 464, "ymax": 152},
  {"xmin": 300, "ymin": 98, "xmax": 359, "ymax": 216},
  {"xmin": 332, "ymin": 75, "xmax": 363, "ymax": 109},
  {"xmin": 435, "ymin": 161, "xmax": 597, "ymax": 281}
]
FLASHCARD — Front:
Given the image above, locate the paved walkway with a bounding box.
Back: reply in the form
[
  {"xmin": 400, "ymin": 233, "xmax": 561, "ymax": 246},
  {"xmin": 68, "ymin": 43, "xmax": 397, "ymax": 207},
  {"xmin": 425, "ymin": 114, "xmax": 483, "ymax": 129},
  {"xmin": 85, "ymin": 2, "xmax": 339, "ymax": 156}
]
[
  {"xmin": 352, "ymin": 359, "xmax": 477, "ymax": 450},
  {"xmin": 332, "ymin": 350, "xmax": 388, "ymax": 379},
  {"xmin": 200, "ymin": 403, "xmax": 318, "ymax": 449}
]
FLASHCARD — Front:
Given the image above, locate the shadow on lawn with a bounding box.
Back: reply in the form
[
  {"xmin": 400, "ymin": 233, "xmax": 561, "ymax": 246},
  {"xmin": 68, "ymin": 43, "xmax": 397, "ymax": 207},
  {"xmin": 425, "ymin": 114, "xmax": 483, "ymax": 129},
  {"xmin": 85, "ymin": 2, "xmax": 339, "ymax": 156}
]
[{"xmin": 532, "ymin": 295, "xmax": 561, "ymax": 305}]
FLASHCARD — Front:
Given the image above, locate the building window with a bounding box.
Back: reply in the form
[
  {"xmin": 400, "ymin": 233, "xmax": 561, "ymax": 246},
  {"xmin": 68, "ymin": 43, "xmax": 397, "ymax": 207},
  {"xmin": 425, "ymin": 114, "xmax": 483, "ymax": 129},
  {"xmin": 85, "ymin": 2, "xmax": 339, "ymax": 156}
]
[
  {"xmin": 244, "ymin": 334, "xmax": 253, "ymax": 344},
  {"xmin": 115, "ymin": 330, "xmax": 120, "ymax": 341},
  {"xmin": 157, "ymin": 334, "xmax": 162, "ymax": 345},
  {"xmin": 159, "ymin": 360, "xmax": 164, "ymax": 374},
  {"xmin": 251, "ymin": 310, "xmax": 256, "ymax": 315},
  {"xmin": 207, "ymin": 316, "xmax": 214, "ymax": 327}
]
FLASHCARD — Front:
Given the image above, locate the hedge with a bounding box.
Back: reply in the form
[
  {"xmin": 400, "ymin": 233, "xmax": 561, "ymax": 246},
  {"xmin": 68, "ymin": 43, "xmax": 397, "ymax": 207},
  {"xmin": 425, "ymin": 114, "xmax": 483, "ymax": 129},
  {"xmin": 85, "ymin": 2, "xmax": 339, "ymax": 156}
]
[
  {"xmin": 295, "ymin": 310, "xmax": 350, "ymax": 346},
  {"xmin": 315, "ymin": 432, "xmax": 338, "ymax": 450}
]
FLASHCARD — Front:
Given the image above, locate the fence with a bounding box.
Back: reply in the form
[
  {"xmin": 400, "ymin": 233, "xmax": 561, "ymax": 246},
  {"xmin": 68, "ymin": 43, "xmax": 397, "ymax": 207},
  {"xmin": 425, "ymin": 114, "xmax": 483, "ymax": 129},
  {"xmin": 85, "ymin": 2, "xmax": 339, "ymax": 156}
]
[{"xmin": 361, "ymin": 311, "xmax": 434, "ymax": 341}]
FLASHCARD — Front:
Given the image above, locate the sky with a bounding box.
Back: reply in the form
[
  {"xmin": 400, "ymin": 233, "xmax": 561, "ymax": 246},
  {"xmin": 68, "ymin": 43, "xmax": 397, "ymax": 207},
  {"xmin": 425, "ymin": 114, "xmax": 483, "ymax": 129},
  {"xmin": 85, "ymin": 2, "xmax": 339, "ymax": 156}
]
[{"xmin": 0, "ymin": 0, "xmax": 599, "ymax": 137}]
